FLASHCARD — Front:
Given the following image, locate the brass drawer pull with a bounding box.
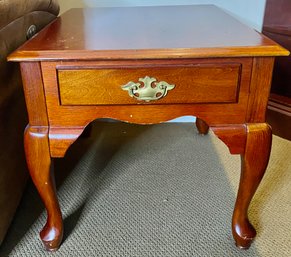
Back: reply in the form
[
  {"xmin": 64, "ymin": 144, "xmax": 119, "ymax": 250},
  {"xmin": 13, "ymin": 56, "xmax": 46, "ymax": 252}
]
[{"xmin": 121, "ymin": 76, "xmax": 175, "ymax": 102}]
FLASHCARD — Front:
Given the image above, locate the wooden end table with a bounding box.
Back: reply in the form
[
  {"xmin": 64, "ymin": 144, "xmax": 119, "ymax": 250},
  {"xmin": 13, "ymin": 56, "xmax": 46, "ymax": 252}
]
[{"xmin": 8, "ymin": 5, "xmax": 289, "ymax": 252}]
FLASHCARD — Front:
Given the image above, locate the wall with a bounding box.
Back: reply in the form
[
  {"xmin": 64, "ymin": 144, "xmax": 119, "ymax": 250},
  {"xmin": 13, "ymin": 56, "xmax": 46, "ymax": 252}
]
[{"xmin": 59, "ymin": 0, "xmax": 266, "ymax": 31}]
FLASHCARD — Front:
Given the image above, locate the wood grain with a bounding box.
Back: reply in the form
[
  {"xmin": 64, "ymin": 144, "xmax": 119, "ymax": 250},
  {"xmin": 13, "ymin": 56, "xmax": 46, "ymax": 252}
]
[
  {"xmin": 211, "ymin": 123, "xmax": 272, "ymax": 248},
  {"xmin": 246, "ymin": 57, "xmax": 275, "ymax": 122},
  {"xmin": 58, "ymin": 64, "xmax": 241, "ymax": 105},
  {"xmin": 211, "ymin": 125, "xmax": 247, "ymax": 155},
  {"xmin": 8, "ymin": 5, "xmax": 289, "ymax": 251},
  {"xmin": 24, "ymin": 126, "xmax": 63, "ymax": 251},
  {"xmin": 49, "ymin": 127, "xmax": 86, "ymax": 157},
  {"xmin": 41, "ymin": 58, "xmax": 252, "ymax": 127},
  {"xmin": 232, "ymin": 123, "xmax": 272, "ymax": 249},
  {"xmin": 8, "ymin": 6, "xmax": 289, "ymax": 61},
  {"xmin": 20, "ymin": 62, "xmax": 48, "ymax": 126}
]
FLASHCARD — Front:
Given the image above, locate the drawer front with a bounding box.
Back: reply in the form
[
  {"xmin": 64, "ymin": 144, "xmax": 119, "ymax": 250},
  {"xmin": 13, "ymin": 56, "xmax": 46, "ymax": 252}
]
[{"xmin": 58, "ymin": 64, "xmax": 241, "ymax": 105}]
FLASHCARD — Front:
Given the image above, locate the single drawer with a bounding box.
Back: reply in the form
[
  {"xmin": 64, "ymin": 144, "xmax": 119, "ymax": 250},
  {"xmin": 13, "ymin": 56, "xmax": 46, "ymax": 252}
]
[{"xmin": 57, "ymin": 64, "xmax": 241, "ymax": 105}]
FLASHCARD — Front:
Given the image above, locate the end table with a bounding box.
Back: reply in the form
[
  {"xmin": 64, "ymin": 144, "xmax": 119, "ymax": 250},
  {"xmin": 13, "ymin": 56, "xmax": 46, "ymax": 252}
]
[{"xmin": 8, "ymin": 5, "xmax": 289, "ymax": 251}]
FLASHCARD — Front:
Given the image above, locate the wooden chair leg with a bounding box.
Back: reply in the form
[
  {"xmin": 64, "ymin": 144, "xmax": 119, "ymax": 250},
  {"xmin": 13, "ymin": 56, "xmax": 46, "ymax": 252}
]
[
  {"xmin": 196, "ymin": 118, "xmax": 209, "ymax": 135},
  {"xmin": 24, "ymin": 126, "xmax": 63, "ymax": 251},
  {"xmin": 232, "ymin": 123, "xmax": 272, "ymax": 249}
]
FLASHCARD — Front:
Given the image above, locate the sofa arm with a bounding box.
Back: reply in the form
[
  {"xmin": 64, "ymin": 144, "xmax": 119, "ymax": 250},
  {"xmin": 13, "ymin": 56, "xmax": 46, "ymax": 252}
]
[
  {"xmin": 0, "ymin": 0, "xmax": 59, "ymax": 246},
  {"xmin": 0, "ymin": 0, "xmax": 60, "ymax": 108},
  {"xmin": 0, "ymin": 0, "xmax": 59, "ymax": 30}
]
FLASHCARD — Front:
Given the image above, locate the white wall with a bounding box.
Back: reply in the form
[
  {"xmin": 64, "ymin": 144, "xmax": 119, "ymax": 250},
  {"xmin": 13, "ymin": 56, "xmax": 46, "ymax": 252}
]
[{"xmin": 59, "ymin": 0, "xmax": 266, "ymax": 31}]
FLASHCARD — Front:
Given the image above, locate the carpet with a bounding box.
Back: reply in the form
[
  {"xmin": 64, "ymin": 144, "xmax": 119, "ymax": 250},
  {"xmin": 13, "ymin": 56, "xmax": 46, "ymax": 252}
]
[{"xmin": 1, "ymin": 122, "xmax": 290, "ymax": 257}]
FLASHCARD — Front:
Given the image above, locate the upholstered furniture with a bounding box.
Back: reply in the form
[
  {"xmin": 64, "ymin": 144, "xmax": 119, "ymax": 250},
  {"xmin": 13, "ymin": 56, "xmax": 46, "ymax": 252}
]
[{"xmin": 0, "ymin": 0, "xmax": 59, "ymax": 245}]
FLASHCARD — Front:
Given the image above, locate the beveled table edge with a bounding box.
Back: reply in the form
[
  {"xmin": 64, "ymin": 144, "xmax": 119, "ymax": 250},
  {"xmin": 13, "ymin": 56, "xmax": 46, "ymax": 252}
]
[{"xmin": 8, "ymin": 45, "xmax": 290, "ymax": 62}]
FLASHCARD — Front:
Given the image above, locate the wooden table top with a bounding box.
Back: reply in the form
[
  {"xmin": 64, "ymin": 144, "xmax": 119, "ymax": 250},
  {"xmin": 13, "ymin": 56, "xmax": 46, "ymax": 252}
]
[{"xmin": 9, "ymin": 5, "xmax": 289, "ymax": 61}]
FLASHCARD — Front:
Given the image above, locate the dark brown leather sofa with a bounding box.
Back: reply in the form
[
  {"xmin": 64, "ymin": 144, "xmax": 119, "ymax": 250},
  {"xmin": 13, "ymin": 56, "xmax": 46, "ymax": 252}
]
[{"xmin": 0, "ymin": 0, "xmax": 59, "ymax": 245}]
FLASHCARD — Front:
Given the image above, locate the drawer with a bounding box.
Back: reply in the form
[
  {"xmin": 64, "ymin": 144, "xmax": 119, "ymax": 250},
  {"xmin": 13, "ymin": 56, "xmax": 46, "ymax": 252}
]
[{"xmin": 57, "ymin": 64, "xmax": 241, "ymax": 105}]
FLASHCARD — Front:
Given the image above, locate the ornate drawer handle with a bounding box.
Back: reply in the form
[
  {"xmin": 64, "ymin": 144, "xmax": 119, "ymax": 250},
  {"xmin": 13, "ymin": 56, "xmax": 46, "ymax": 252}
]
[{"xmin": 121, "ymin": 76, "xmax": 175, "ymax": 102}]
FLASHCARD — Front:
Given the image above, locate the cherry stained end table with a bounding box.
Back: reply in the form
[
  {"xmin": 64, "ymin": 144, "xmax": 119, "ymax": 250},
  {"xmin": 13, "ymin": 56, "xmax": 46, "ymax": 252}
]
[{"xmin": 8, "ymin": 5, "xmax": 289, "ymax": 252}]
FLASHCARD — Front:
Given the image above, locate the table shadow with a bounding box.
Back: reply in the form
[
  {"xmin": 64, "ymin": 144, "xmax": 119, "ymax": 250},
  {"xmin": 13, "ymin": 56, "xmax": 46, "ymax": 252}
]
[{"xmin": 0, "ymin": 121, "xmax": 263, "ymax": 257}]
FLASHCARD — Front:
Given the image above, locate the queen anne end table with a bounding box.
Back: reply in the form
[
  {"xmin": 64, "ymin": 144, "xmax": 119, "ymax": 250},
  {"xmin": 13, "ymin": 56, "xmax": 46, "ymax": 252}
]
[{"xmin": 8, "ymin": 5, "xmax": 289, "ymax": 252}]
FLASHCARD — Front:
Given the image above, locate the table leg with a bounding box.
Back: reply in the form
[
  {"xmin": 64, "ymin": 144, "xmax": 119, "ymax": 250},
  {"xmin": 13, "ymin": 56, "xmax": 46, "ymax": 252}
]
[
  {"xmin": 212, "ymin": 123, "xmax": 272, "ymax": 248},
  {"xmin": 196, "ymin": 118, "xmax": 209, "ymax": 135},
  {"xmin": 24, "ymin": 125, "xmax": 63, "ymax": 251},
  {"xmin": 232, "ymin": 123, "xmax": 272, "ymax": 248}
]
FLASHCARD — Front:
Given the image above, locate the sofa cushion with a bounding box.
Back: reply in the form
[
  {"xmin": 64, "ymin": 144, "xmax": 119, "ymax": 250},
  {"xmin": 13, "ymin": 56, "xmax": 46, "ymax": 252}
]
[{"xmin": 0, "ymin": 0, "xmax": 59, "ymax": 30}]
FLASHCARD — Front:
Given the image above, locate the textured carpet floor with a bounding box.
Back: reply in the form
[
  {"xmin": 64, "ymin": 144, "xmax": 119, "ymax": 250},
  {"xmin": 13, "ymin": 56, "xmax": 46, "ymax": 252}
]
[{"xmin": 0, "ymin": 122, "xmax": 290, "ymax": 257}]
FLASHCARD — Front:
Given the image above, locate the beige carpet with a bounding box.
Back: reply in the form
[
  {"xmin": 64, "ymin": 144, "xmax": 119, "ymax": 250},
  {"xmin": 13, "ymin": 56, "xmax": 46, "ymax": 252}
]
[{"xmin": 0, "ymin": 122, "xmax": 290, "ymax": 257}]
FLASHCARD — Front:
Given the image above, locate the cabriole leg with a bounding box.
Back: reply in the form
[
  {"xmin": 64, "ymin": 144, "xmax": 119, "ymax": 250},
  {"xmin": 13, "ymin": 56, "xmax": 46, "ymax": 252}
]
[
  {"xmin": 196, "ymin": 118, "xmax": 209, "ymax": 135},
  {"xmin": 232, "ymin": 123, "xmax": 272, "ymax": 248},
  {"xmin": 24, "ymin": 126, "xmax": 63, "ymax": 251},
  {"xmin": 212, "ymin": 123, "xmax": 272, "ymax": 248}
]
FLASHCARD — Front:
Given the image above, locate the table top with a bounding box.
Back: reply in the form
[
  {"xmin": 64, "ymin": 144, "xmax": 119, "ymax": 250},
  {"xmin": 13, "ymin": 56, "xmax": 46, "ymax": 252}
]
[{"xmin": 9, "ymin": 5, "xmax": 289, "ymax": 61}]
